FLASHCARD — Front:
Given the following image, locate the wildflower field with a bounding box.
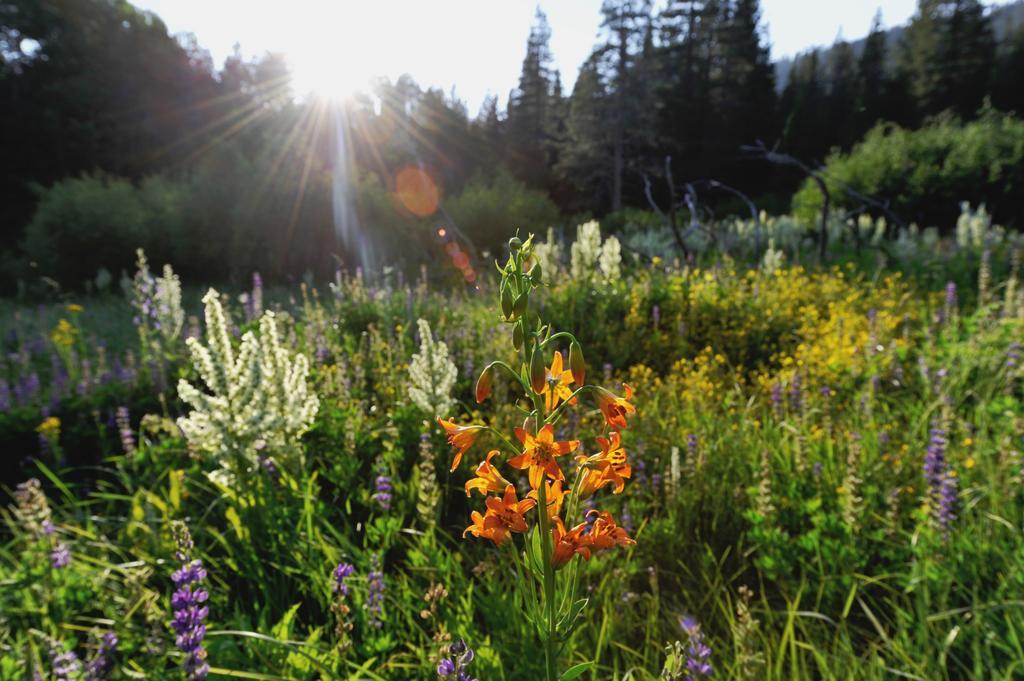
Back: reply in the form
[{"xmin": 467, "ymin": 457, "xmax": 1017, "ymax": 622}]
[{"xmin": 3, "ymin": 214, "xmax": 1024, "ymax": 680}]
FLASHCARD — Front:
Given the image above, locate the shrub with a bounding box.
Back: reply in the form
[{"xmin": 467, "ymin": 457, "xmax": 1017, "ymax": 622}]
[
  {"xmin": 443, "ymin": 172, "xmax": 559, "ymax": 252},
  {"xmin": 23, "ymin": 174, "xmax": 153, "ymax": 287},
  {"xmin": 792, "ymin": 108, "xmax": 1024, "ymax": 229}
]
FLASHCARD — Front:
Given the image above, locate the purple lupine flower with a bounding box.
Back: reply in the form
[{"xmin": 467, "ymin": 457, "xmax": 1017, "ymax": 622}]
[
  {"xmin": 687, "ymin": 433, "xmax": 698, "ymax": 462},
  {"xmin": 148, "ymin": 361, "xmax": 167, "ymax": 393},
  {"xmin": 51, "ymin": 352, "xmax": 68, "ymax": 394},
  {"xmin": 258, "ymin": 451, "xmax": 280, "ymax": 483},
  {"xmin": 366, "ymin": 554, "xmax": 385, "ymax": 628},
  {"xmin": 49, "ymin": 641, "xmax": 81, "ymax": 681},
  {"xmin": 679, "ymin": 617, "xmax": 713, "ymax": 679},
  {"xmin": 867, "ymin": 308, "xmax": 878, "ymax": 353},
  {"xmin": 171, "ymin": 524, "xmax": 209, "ymax": 680},
  {"xmin": 116, "ymin": 407, "xmax": 135, "ymax": 454},
  {"xmin": 372, "ymin": 458, "xmax": 393, "ymax": 511},
  {"xmin": 812, "ymin": 462, "xmax": 823, "ymax": 479},
  {"xmin": 620, "ymin": 509, "xmax": 634, "ymax": 534},
  {"xmin": 652, "ymin": 304, "xmax": 661, "ymax": 329},
  {"xmin": 84, "ymin": 631, "xmax": 118, "ymax": 680},
  {"xmin": 38, "ymin": 433, "xmax": 51, "ymax": 458},
  {"xmin": 333, "ymin": 563, "xmax": 354, "ymax": 595},
  {"xmin": 251, "ymin": 272, "xmax": 264, "ymax": 321},
  {"xmin": 634, "ymin": 459, "xmax": 647, "ymax": 488},
  {"xmin": 770, "ymin": 382, "xmax": 783, "ymax": 414},
  {"xmin": 51, "ymin": 542, "xmax": 71, "ymax": 569},
  {"xmin": 0, "ymin": 379, "xmax": 10, "ymax": 412},
  {"xmin": 870, "ymin": 374, "xmax": 881, "ymax": 394},
  {"xmin": 651, "ymin": 472, "xmax": 663, "ymax": 494},
  {"xmin": 788, "ymin": 373, "xmax": 802, "ymax": 412},
  {"xmin": 1006, "ymin": 343, "xmax": 1021, "ymax": 369},
  {"xmin": 15, "ymin": 371, "xmax": 41, "ymax": 406},
  {"xmin": 820, "ymin": 386, "xmax": 832, "ymax": 399},
  {"xmin": 437, "ymin": 638, "xmax": 478, "ymax": 681},
  {"xmin": 315, "ymin": 344, "xmax": 330, "ymax": 364},
  {"xmin": 924, "ymin": 426, "xmax": 958, "ymax": 537},
  {"xmin": 945, "ymin": 281, "xmax": 958, "ymax": 311},
  {"xmin": 581, "ymin": 494, "xmax": 597, "ymax": 520}
]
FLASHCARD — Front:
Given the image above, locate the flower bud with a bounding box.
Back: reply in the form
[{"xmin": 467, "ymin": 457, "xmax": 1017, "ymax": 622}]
[
  {"xmin": 569, "ymin": 340, "xmax": 585, "ymax": 385},
  {"xmin": 513, "ymin": 291, "xmax": 528, "ymax": 318},
  {"xmin": 529, "ymin": 343, "xmax": 546, "ymax": 394},
  {"xmin": 475, "ymin": 364, "xmax": 494, "ymax": 403},
  {"xmin": 508, "ymin": 237, "xmax": 523, "ymax": 252},
  {"xmin": 528, "ymin": 262, "xmax": 543, "ymax": 285},
  {"xmin": 500, "ymin": 280, "xmax": 513, "ymax": 319},
  {"xmin": 512, "ymin": 320, "xmax": 524, "ymax": 351}
]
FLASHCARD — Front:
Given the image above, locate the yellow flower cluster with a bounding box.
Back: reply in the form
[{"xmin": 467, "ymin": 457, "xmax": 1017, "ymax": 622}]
[
  {"xmin": 36, "ymin": 416, "xmax": 61, "ymax": 440},
  {"xmin": 615, "ymin": 264, "xmax": 917, "ymax": 408},
  {"xmin": 50, "ymin": 319, "xmax": 76, "ymax": 349}
]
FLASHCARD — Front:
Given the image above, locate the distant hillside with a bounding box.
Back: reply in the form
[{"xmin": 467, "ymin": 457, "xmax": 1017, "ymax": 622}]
[{"xmin": 774, "ymin": 0, "xmax": 1024, "ymax": 91}]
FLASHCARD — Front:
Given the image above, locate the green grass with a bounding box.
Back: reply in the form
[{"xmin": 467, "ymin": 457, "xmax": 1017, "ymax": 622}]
[{"xmin": 2, "ymin": 239, "xmax": 1023, "ymax": 679}]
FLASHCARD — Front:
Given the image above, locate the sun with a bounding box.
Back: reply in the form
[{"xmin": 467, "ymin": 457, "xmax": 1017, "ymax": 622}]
[
  {"xmin": 288, "ymin": 50, "xmax": 375, "ymax": 102},
  {"xmin": 281, "ymin": 7, "xmax": 387, "ymax": 102}
]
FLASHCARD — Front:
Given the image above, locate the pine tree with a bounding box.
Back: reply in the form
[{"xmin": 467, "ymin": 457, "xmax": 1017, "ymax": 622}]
[
  {"xmin": 557, "ymin": 54, "xmax": 612, "ymax": 211},
  {"xmin": 506, "ymin": 8, "xmax": 560, "ymax": 189},
  {"xmin": 655, "ymin": 0, "xmax": 719, "ymax": 182},
  {"xmin": 826, "ymin": 36, "xmax": 859, "ymax": 150},
  {"xmin": 900, "ymin": 0, "xmax": 995, "ymax": 120},
  {"xmin": 992, "ymin": 20, "xmax": 1024, "ymax": 115},
  {"xmin": 857, "ymin": 11, "xmax": 891, "ymax": 131},
  {"xmin": 780, "ymin": 50, "xmax": 830, "ymax": 163},
  {"xmin": 597, "ymin": 0, "xmax": 655, "ymax": 211}
]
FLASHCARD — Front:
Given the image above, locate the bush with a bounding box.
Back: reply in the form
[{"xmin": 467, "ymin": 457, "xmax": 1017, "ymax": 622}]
[
  {"xmin": 23, "ymin": 174, "xmax": 156, "ymax": 287},
  {"xmin": 793, "ymin": 108, "xmax": 1024, "ymax": 229},
  {"xmin": 444, "ymin": 171, "xmax": 559, "ymax": 252}
]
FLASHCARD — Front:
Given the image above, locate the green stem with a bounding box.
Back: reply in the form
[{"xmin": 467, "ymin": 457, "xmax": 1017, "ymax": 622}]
[
  {"xmin": 540, "ymin": 331, "xmax": 575, "ymax": 349},
  {"xmin": 536, "ymin": 465, "xmax": 558, "ymax": 681},
  {"xmin": 531, "ymin": 388, "xmax": 558, "ymax": 681}
]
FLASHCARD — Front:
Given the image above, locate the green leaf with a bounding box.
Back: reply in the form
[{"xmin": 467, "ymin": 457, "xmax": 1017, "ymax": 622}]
[{"xmin": 558, "ymin": 661, "xmax": 594, "ymax": 681}]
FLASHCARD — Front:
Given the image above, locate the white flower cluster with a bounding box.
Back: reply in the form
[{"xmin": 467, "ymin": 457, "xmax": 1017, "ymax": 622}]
[
  {"xmin": 131, "ymin": 249, "xmax": 184, "ymax": 347},
  {"xmin": 532, "ymin": 227, "xmax": 562, "ymax": 280},
  {"xmin": 177, "ymin": 289, "xmax": 319, "ymax": 477},
  {"xmin": 570, "ymin": 220, "xmax": 622, "ymax": 282},
  {"xmin": 956, "ymin": 202, "xmax": 1004, "ymax": 249},
  {"xmin": 598, "ymin": 235, "xmax": 622, "ymax": 281},
  {"xmin": 760, "ymin": 238, "xmax": 785, "ymax": 276},
  {"xmin": 407, "ymin": 318, "xmax": 457, "ymax": 418}
]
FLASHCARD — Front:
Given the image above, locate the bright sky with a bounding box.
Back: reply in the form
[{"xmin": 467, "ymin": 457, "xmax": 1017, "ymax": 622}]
[{"xmin": 134, "ymin": 0, "xmax": 994, "ymax": 113}]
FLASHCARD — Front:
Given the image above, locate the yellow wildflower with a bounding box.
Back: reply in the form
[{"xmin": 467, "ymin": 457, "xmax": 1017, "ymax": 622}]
[{"xmin": 36, "ymin": 416, "xmax": 61, "ymax": 440}]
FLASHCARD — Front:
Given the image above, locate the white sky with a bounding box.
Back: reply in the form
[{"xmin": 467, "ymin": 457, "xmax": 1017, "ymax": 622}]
[{"xmin": 133, "ymin": 0, "xmax": 997, "ymax": 114}]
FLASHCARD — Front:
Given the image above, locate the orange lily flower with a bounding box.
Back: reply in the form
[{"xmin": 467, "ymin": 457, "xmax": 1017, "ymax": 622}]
[
  {"xmin": 551, "ymin": 517, "xmax": 592, "ymax": 569},
  {"xmin": 587, "ymin": 511, "xmax": 636, "ymax": 553},
  {"xmin": 577, "ymin": 431, "xmax": 631, "ymax": 497},
  {"xmin": 595, "ymin": 384, "xmax": 636, "ymax": 429},
  {"xmin": 437, "ymin": 417, "xmax": 485, "ymax": 471},
  {"xmin": 528, "ymin": 479, "xmax": 569, "ymax": 520},
  {"xmin": 509, "ymin": 424, "xmax": 580, "ymax": 489},
  {"xmin": 465, "ymin": 450, "xmax": 512, "ymax": 497},
  {"xmin": 541, "ymin": 352, "xmax": 577, "ymax": 412},
  {"xmin": 463, "ymin": 484, "xmax": 537, "ymax": 546}
]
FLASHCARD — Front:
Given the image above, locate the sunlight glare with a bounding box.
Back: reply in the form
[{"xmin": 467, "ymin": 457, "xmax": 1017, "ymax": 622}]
[{"xmin": 284, "ymin": 5, "xmax": 387, "ymax": 101}]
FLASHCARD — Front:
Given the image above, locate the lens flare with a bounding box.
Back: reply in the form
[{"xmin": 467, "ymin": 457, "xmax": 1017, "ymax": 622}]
[{"xmin": 394, "ymin": 165, "xmax": 440, "ymax": 217}]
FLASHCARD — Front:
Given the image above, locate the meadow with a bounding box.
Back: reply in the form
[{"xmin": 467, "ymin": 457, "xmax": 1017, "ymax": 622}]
[{"xmin": 2, "ymin": 212, "xmax": 1024, "ymax": 680}]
